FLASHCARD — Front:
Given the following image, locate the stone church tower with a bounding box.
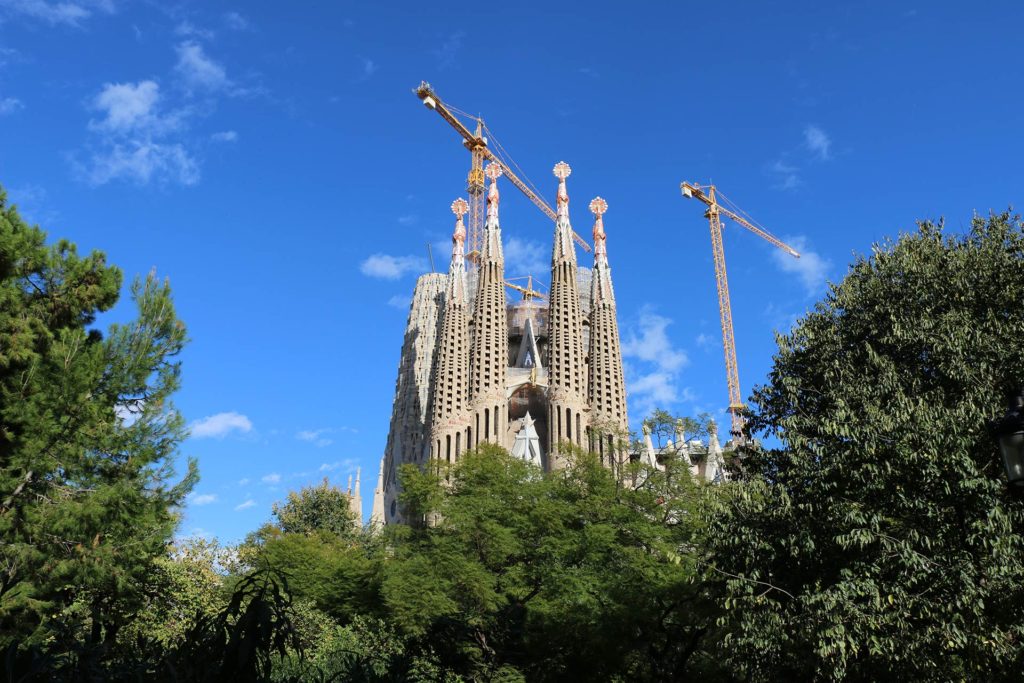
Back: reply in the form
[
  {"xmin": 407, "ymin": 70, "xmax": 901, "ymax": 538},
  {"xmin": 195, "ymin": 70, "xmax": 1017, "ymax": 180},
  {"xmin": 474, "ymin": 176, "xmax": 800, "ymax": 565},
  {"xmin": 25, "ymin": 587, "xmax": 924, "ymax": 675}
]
[{"xmin": 380, "ymin": 161, "xmax": 628, "ymax": 524}]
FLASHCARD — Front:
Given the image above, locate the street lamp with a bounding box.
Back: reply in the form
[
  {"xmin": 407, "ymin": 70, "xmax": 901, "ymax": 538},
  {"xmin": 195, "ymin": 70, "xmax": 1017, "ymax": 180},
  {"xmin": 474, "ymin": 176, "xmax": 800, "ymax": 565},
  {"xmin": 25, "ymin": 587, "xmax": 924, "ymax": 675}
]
[{"xmin": 992, "ymin": 389, "xmax": 1024, "ymax": 488}]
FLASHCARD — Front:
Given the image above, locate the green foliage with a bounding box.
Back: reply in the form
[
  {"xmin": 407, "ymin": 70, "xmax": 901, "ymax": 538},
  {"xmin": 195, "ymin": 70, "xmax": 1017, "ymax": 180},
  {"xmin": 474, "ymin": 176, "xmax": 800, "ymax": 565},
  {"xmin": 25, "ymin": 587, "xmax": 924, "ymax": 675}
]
[
  {"xmin": 0, "ymin": 187, "xmax": 196, "ymax": 666},
  {"xmin": 272, "ymin": 477, "xmax": 358, "ymax": 537},
  {"xmin": 164, "ymin": 568, "xmax": 303, "ymax": 682},
  {"xmin": 381, "ymin": 443, "xmax": 727, "ymax": 681},
  {"xmin": 711, "ymin": 212, "xmax": 1024, "ymax": 679},
  {"xmin": 119, "ymin": 538, "xmax": 233, "ymax": 648}
]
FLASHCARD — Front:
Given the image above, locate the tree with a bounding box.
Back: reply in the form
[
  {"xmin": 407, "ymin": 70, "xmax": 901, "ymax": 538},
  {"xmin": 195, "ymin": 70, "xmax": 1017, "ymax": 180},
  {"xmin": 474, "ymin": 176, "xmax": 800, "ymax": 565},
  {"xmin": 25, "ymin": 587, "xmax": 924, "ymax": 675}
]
[
  {"xmin": 0, "ymin": 187, "xmax": 196, "ymax": 667},
  {"xmin": 272, "ymin": 477, "xmax": 358, "ymax": 537},
  {"xmin": 384, "ymin": 443, "xmax": 728, "ymax": 681},
  {"xmin": 710, "ymin": 212, "xmax": 1024, "ymax": 679}
]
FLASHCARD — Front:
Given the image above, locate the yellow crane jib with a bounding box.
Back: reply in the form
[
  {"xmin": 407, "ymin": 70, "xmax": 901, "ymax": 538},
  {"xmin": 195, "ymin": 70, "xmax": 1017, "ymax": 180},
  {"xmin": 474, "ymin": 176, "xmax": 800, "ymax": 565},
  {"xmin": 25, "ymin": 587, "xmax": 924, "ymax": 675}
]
[
  {"xmin": 414, "ymin": 81, "xmax": 591, "ymax": 256},
  {"xmin": 680, "ymin": 181, "xmax": 800, "ymax": 441}
]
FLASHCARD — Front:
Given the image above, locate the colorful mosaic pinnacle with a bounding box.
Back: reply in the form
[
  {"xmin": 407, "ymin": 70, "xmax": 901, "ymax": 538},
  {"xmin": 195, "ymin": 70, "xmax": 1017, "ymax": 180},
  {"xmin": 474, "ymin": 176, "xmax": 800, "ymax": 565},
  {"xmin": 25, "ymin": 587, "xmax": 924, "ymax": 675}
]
[
  {"xmin": 451, "ymin": 197, "xmax": 468, "ymax": 243},
  {"xmin": 590, "ymin": 197, "xmax": 608, "ymax": 257},
  {"xmin": 485, "ymin": 162, "xmax": 502, "ymax": 220}
]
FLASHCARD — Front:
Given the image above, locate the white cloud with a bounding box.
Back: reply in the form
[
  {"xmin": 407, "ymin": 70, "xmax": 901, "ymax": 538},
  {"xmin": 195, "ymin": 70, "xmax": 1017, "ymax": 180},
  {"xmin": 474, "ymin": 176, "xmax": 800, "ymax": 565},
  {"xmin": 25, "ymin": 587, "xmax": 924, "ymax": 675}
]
[
  {"xmin": 770, "ymin": 158, "xmax": 801, "ymax": 190},
  {"xmin": 397, "ymin": 214, "xmax": 417, "ymax": 226},
  {"xmin": 804, "ymin": 125, "xmax": 831, "ymax": 160},
  {"xmin": 189, "ymin": 411, "xmax": 252, "ymax": 439},
  {"xmin": 0, "ymin": 0, "xmax": 113, "ymax": 27},
  {"xmin": 360, "ymin": 253, "xmax": 425, "ymax": 280},
  {"xmin": 387, "ymin": 294, "xmax": 411, "ymax": 310},
  {"xmin": 622, "ymin": 307, "xmax": 694, "ymax": 419},
  {"xmin": 504, "ymin": 237, "xmax": 547, "ymax": 278},
  {"xmin": 262, "ymin": 473, "xmax": 281, "ymax": 484},
  {"xmin": 630, "ymin": 372, "xmax": 694, "ymax": 407},
  {"xmin": 224, "ymin": 11, "xmax": 249, "ymax": 30},
  {"xmin": 772, "ymin": 235, "xmax": 831, "ymax": 295},
  {"xmin": 190, "ymin": 493, "xmax": 217, "ymax": 506},
  {"xmin": 211, "ymin": 130, "xmax": 237, "ymax": 142},
  {"xmin": 0, "ymin": 97, "xmax": 23, "ymax": 114},
  {"xmin": 80, "ymin": 80, "xmax": 198, "ymax": 186},
  {"xmin": 359, "ymin": 56, "xmax": 377, "ymax": 79},
  {"xmin": 174, "ymin": 21, "xmax": 214, "ymax": 40},
  {"xmin": 175, "ymin": 41, "xmax": 229, "ymax": 92},
  {"xmin": 234, "ymin": 499, "xmax": 256, "ymax": 511},
  {"xmin": 433, "ymin": 30, "xmax": 464, "ymax": 70},
  {"xmin": 238, "ymin": 478, "xmax": 250, "ymax": 486},
  {"xmin": 319, "ymin": 459, "xmax": 356, "ymax": 473},
  {"xmin": 82, "ymin": 141, "xmax": 199, "ymax": 186},
  {"xmin": 90, "ymin": 80, "xmax": 180, "ymax": 134},
  {"xmin": 622, "ymin": 308, "xmax": 688, "ymax": 372},
  {"xmin": 296, "ymin": 429, "xmax": 333, "ymax": 448},
  {"xmin": 695, "ymin": 332, "xmax": 714, "ymax": 350}
]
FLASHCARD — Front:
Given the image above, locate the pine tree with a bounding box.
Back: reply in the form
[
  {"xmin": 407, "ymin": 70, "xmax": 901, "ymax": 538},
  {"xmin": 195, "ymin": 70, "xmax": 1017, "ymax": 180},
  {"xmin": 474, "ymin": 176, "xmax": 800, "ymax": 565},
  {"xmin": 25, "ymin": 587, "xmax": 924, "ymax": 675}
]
[{"xmin": 0, "ymin": 186, "xmax": 196, "ymax": 663}]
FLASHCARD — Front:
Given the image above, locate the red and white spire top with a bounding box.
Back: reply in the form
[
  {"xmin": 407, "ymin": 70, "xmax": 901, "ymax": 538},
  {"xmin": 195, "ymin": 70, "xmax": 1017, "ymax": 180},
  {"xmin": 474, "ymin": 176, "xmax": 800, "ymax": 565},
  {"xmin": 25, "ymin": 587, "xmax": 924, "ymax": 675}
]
[
  {"xmin": 485, "ymin": 162, "xmax": 502, "ymax": 222},
  {"xmin": 553, "ymin": 161, "xmax": 571, "ymax": 219},
  {"xmin": 589, "ymin": 197, "xmax": 608, "ymax": 260},
  {"xmin": 451, "ymin": 197, "xmax": 468, "ymax": 246}
]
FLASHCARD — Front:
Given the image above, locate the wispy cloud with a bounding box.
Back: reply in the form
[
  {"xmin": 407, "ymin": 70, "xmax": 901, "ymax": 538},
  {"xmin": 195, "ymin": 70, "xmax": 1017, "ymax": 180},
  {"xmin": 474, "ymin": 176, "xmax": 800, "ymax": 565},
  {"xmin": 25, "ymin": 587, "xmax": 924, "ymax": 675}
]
[
  {"xmin": 261, "ymin": 473, "xmax": 281, "ymax": 484},
  {"xmin": 360, "ymin": 253, "xmax": 426, "ymax": 280},
  {"xmin": 211, "ymin": 130, "xmax": 237, "ymax": 142},
  {"xmin": 769, "ymin": 158, "xmax": 801, "ymax": 190},
  {"xmin": 0, "ymin": 0, "xmax": 114, "ymax": 27},
  {"xmin": 433, "ymin": 30, "xmax": 464, "ymax": 70},
  {"xmin": 771, "ymin": 235, "xmax": 831, "ymax": 295},
  {"xmin": 804, "ymin": 125, "xmax": 832, "ymax": 160},
  {"xmin": 223, "ymin": 11, "xmax": 249, "ymax": 31},
  {"xmin": 175, "ymin": 41, "xmax": 230, "ymax": 93},
  {"xmin": 296, "ymin": 428, "xmax": 333, "ymax": 448},
  {"xmin": 504, "ymin": 237, "xmax": 547, "ymax": 278},
  {"xmin": 623, "ymin": 306, "xmax": 693, "ymax": 418},
  {"xmin": 319, "ymin": 459, "xmax": 357, "ymax": 473},
  {"xmin": 189, "ymin": 493, "xmax": 218, "ymax": 506},
  {"xmin": 0, "ymin": 97, "xmax": 23, "ymax": 114},
  {"xmin": 190, "ymin": 411, "xmax": 253, "ymax": 439},
  {"xmin": 238, "ymin": 478, "xmax": 250, "ymax": 486},
  {"xmin": 77, "ymin": 79, "xmax": 198, "ymax": 186},
  {"xmin": 234, "ymin": 499, "xmax": 256, "ymax": 511},
  {"xmin": 397, "ymin": 214, "xmax": 417, "ymax": 226},
  {"xmin": 387, "ymin": 294, "xmax": 411, "ymax": 310},
  {"xmin": 768, "ymin": 124, "xmax": 835, "ymax": 191},
  {"xmin": 88, "ymin": 80, "xmax": 185, "ymax": 134},
  {"xmin": 358, "ymin": 56, "xmax": 377, "ymax": 80},
  {"xmin": 695, "ymin": 332, "xmax": 715, "ymax": 350},
  {"xmin": 622, "ymin": 308, "xmax": 688, "ymax": 372},
  {"xmin": 174, "ymin": 21, "xmax": 214, "ymax": 41}
]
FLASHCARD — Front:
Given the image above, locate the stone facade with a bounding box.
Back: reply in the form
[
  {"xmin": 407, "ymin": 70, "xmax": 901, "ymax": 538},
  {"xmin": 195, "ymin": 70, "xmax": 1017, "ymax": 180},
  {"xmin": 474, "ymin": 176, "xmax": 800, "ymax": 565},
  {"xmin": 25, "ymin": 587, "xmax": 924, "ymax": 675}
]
[{"xmin": 381, "ymin": 162, "xmax": 630, "ymax": 524}]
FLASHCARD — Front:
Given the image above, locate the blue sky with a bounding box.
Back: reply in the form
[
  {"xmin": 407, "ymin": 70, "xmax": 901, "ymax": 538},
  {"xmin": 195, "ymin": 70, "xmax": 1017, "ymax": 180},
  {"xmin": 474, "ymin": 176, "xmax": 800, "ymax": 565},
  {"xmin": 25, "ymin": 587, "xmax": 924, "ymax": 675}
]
[{"xmin": 1, "ymin": 0, "xmax": 1021, "ymax": 542}]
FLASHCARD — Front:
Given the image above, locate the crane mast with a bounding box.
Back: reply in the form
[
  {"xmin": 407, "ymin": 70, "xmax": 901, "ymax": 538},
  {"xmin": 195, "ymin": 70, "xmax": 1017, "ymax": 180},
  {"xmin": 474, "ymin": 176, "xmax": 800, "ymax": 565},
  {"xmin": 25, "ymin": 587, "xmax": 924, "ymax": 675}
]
[
  {"xmin": 681, "ymin": 181, "xmax": 800, "ymax": 441},
  {"xmin": 415, "ymin": 81, "xmax": 590, "ymax": 264}
]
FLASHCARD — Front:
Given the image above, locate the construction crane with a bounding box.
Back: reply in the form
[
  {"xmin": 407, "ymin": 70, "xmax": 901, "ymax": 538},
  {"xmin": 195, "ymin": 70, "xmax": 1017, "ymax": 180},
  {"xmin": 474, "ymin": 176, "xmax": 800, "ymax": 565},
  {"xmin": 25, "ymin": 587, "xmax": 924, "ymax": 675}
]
[
  {"xmin": 414, "ymin": 81, "xmax": 590, "ymax": 263},
  {"xmin": 680, "ymin": 181, "xmax": 800, "ymax": 441},
  {"xmin": 505, "ymin": 275, "xmax": 547, "ymax": 302}
]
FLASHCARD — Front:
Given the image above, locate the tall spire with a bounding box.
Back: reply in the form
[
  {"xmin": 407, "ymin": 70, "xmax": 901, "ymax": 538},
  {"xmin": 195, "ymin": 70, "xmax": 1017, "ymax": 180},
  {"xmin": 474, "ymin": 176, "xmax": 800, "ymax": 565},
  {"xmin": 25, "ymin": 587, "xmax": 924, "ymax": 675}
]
[
  {"xmin": 371, "ymin": 455, "xmax": 386, "ymax": 530},
  {"xmin": 468, "ymin": 162, "xmax": 509, "ymax": 449},
  {"xmin": 448, "ymin": 197, "xmax": 469, "ymax": 304},
  {"xmin": 589, "ymin": 197, "xmax": 615, "ymax": 304},
  {"xmin": 587, "ymin": 196, "xmax": 627, "ymax": 466},
  {"xmin": 428, "ymin": 198, "xmax": 473, "ymax": 466},
  {"xmin": 552, "ymin": 161, "xmax": 576, "ymax": 264},
  {"xmin": 546, "ymin": 161, "xmax": 588, "ymax": 464},
  {"xmin": 481, "ymin": 162, "xmax": 504, "ymax": 262}
]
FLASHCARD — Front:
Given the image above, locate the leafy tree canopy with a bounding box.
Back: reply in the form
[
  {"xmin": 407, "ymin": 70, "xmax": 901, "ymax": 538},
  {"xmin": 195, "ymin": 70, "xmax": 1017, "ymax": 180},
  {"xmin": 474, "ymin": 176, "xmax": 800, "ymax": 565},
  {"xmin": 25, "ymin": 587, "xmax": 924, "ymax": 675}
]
[{"xmin": 710, "ymin": 212, "xmax": 1024, "ymax": 680}]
